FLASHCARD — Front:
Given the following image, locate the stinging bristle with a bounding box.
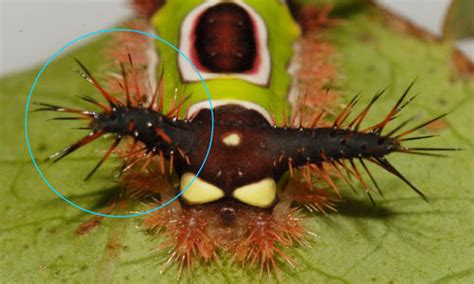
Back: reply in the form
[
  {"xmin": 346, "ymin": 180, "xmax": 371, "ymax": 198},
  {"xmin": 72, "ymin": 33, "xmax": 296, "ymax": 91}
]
[
  {"xmin": 33, "ymin": 102, "xmax": 96, "ymax": 117},
  {"xmin": 78, "ymin": 96, "xmax": 110, "ymax": 112},
  {"xmin": 383, "ymin": 115, "xmax": 417, "ymax": 138},
  {"xmin": 370, "ymin": 157, "xmax": 428, "ymax": 202},
  {"xmin": 127, "ymin": 53, "xmax": 143, "ymax": 105},
  {"xmin": 148, "ymin": 64, "xmax": 164, "ymax": 111},
  {"xmin": 47, "ymin": 131, "xmax": 104, "ymax": 163},
  {"xmin": 119, "ymin": 62, "xmax": 133, "ymax": 106},
  {"xmin": 398, "ymin": 134, "xmax": 438, "ymax": 142},
  {"xmin": 359, "ymin": 158, "xmax": 383, "ymax": 197},
  {"xmin": 349, "ymin": 88, "xmax": 385, "ymax": 131},
  {"xmin": 394, "ymin": 113, "xmax": 447, "ymax": 139},
  {"xmin": 332, "ymin": 94, "xmax": 360, "ymax": 129},
  {"xmin": 84, "ymin": 136, "xmax": 122, "ymax": 181},
  {"xmin": 74, "ymin": 58, "xmax": 124, "ymax": 107},
  {"xmin": 364, "ymin": 81, "xmax": 415, "ymax": 133}
]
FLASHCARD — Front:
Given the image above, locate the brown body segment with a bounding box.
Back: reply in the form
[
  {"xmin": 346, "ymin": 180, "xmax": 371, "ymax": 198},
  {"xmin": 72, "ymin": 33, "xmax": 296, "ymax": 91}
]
[{"xmin": 194, "ymin": 2, "xmax": 257, "ymax": 72}]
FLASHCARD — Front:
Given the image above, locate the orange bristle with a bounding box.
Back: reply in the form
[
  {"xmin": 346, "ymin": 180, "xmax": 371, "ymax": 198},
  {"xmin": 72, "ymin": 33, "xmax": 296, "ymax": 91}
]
[
  {"xmin": 231, "ymin": 209, "xmax": 304, "ymax": 278},
  {"xmin": 145, "ymin": 208, "xmax": 218, "ymax": 279}
]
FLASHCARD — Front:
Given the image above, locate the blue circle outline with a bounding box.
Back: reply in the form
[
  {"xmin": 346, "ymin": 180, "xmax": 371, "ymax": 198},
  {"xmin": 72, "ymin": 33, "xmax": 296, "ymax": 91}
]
[{"xmin": 24, "ymin": 28, "xmax": 214, "ymax": 218}]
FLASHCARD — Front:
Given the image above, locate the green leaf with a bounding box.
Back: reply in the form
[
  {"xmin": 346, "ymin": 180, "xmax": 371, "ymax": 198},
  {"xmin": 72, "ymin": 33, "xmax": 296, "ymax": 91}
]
[
  {"xmin": 443, "ymin": 0, "xmax": 474, "ymax": 40},
  {"xmin": 1, "ymin": 5, "xmax": 473, "ymax": 284}
]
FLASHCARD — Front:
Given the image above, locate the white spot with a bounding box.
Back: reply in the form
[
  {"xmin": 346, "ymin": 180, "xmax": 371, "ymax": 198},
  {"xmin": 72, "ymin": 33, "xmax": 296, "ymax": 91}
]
[
  {"xmin": 222, "ymin": 132, "xmax": 241, "ymax": 146},
  {"xmin": 187, "ymin": 99, "xmax": 274, "ymax": 124}
]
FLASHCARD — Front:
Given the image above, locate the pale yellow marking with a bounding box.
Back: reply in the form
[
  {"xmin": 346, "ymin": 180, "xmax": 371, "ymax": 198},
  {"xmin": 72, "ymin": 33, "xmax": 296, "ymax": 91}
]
[
  {"xmin": 222, "ymin": 133, "xmax": 241, "ymax": 146},
  {"xmin": 233, "ymin": 178, "xmax": 276, "ymax": 208},
  {"xmin": 180, "ymin": 172, "xmax": 225, "ymax": 204}
]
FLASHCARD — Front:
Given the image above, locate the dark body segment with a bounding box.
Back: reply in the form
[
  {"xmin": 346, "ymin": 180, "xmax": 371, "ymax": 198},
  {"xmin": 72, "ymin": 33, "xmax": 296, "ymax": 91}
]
[
  {"xmin": 184, "ymin": 107, "xmax": 400, "ymax": 193},
  {"xmin": 92, "ymin": 105, "xmax": 400, "ymax": 196},
  {"xmin": 194, "ymin": 2, "xmax": 257, "ymax": 72}
]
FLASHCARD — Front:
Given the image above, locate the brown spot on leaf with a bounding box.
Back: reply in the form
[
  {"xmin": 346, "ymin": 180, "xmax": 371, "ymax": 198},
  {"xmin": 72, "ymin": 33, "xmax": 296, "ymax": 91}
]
[
  {"xmin": 426, "ymin": 119, "xmax": 447, "ymax": 131},
  {"xmin": 452, "ymin": 48, "xmax": 474, "ymax": 79},
  {"xmin": 77, "ymin": 216, "xmax": 103, "ymax": 235},
  {"xmin": 359, "ymin": 32, "xmax": 375, "ymax": 43}
]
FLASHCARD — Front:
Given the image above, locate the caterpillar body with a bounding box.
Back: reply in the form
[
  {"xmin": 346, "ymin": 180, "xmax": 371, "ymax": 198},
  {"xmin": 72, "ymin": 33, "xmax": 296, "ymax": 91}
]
[{"xmin": 37, "ymin": 0, "xmax": 456, "ymax": 277}]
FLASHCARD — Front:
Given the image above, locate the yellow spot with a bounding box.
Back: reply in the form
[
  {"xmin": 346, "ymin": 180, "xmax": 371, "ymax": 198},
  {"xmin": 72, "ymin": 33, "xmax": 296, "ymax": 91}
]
[
  {"xmin": 222, "ymin": 133, "xmax": 241, "ymax": 146},
  {"xmin": 233, "ymin": 178, "xmax": 276, "ymax": 208},
  {"xmin": 180, "ymin": 172, "xmax": 225, "ymax": 204}
]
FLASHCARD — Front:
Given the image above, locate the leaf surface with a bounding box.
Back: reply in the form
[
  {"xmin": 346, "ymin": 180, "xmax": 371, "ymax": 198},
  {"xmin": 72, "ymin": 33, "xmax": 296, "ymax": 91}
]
[{"xmin": 1, "ymin": 4, "xmax": 473, "ymax": 283}]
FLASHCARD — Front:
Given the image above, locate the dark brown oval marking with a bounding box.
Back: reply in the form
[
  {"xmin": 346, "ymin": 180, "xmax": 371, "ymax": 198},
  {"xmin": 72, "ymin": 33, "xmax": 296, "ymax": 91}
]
[{"xmin": 194, "ymin": 2, "xmax": 256, "ymax": 72}]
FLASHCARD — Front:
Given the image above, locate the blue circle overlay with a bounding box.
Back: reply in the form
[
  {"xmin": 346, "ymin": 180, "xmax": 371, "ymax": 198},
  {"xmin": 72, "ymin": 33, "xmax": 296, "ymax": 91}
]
[{"xmin": 24, "ymin": 28, "xmax": 214, "ymax": 218}]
